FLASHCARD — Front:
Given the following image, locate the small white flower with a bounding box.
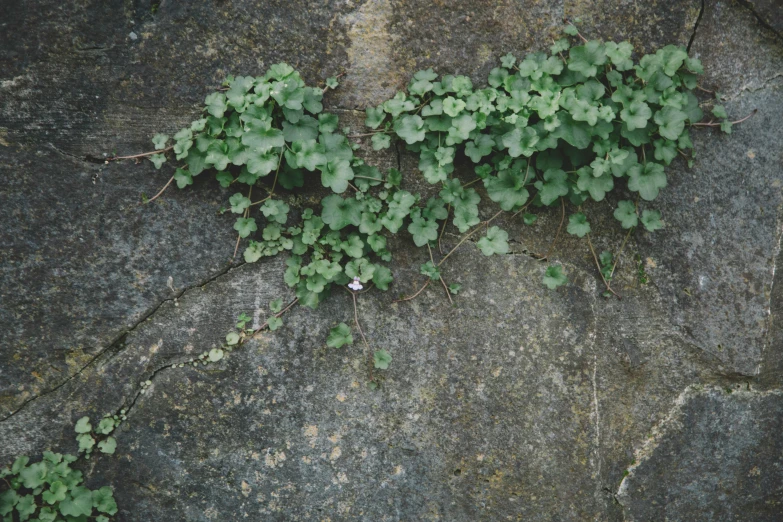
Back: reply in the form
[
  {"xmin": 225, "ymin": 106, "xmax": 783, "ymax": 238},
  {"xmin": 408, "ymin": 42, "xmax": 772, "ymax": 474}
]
[{"xmin": 348, "ymin": 277, "xmax": 363, "ymax": 291}]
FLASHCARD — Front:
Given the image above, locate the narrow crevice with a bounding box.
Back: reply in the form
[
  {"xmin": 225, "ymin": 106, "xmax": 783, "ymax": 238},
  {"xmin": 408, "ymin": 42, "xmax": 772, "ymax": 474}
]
[
  {"xmin": 686, "ymin": 0, "xmax": 705, "ymax": 54},
  {"xmin": 736, "ymin": 0, "xmax": 783, "ymax": 42},
  {"xmin": 48, "ymin": 143, "xmax": 104, "ymax": 165},
  {"xmin": 0, "ymin": 259, "xmax": 246, "ymax": 424}
]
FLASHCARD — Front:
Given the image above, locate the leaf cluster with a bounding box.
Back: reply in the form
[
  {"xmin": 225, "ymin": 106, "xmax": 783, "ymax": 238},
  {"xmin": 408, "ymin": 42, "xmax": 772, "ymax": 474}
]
[
  {"xmin": 1, "ymin": 452, "xmax": 117, "ymax": 522},
  {"xmin": 369, "ymin": 32, "xmax": 702, "ymax": 240}
]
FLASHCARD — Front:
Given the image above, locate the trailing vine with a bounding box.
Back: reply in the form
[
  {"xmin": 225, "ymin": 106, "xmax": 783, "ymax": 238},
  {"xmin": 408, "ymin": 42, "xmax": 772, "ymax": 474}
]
[{"xmin": 118, "ymin": 22, "xmax": 751, "ymax": 373}]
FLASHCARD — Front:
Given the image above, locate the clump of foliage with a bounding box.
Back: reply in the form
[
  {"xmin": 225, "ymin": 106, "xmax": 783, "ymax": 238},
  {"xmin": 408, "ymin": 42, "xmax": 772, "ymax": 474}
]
[
  {"xmin": 1, "ymin": 452, "xmax": 117, "ymax": 522},
  {"xmin": 138, "ymin": 23, "xmax": 741, "ymax": 369},
  {"xmin": 365, "ymin": 29, "xmax": 707, "ymax": 238}
]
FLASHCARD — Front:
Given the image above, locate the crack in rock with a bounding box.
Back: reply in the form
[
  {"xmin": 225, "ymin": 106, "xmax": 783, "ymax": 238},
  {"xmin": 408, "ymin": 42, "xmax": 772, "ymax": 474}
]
[
  {"xmin": 736, "ymin": 0, "xmax": 783, "ymax": 42},
  {"xmin": 686, "ymin": 0, "xmax": 706, "ymax": 54},
  {"xmin": 615, "ymin": 384, "xmax": 783, "ymax": 503},
  {"xmin": 0, "ymin": 259, "xmax": 246, "ymax": 424}
]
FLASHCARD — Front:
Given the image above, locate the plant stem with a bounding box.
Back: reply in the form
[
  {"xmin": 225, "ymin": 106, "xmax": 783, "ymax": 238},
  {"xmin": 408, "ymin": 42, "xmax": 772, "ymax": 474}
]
[
  {"xmin": 347, "ymin": 131, "xmax": 387, "ymax": 138},
  {"xmin": 439, "ymin": 276, "xmax": 454, "ymax": 305},
  {"xmin": 438, "ymin": 204, "xmax": 451, "ymax": 254},
  {"xmin": 542, "ymin": 198, "xmax": 565, "ymax": 260},
  {"xmin": 437, "ymin": 210, "xmax": 503, "ymax": 267},
  {"xmin": 351, "ymin": 291, "xmax": 375, "ymax": 382},
  {"xmin": 609, "ymin": 226, "xmax": 635, "ymax": 279},
  {"xmin": 109, "ymin": 146, "xmax": 173, "ymax": 161},
  {"xmin": 250, "ymin": 298, "xmax": 299, "ymax": 338},
  {"xmin": 691, "ymin": 109, "xmax": 757, "ymax": 127},
  {"xmin": 146, "ymin": 176, "xmax": 175, "ymax": 203},
  {"xmin": 587, "ymin": 234, "xmax": 621, "ymax": 299},
  {"xmin": 393, "ymin": 280, "xmax": 431, "ymax": 302}
]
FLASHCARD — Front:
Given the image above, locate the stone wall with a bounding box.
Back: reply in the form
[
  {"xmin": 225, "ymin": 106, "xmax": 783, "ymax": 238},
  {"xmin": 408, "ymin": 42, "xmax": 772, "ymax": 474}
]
[{"xmin": 1, "ymin": 0, "xmax": 782, "ymax": 520}]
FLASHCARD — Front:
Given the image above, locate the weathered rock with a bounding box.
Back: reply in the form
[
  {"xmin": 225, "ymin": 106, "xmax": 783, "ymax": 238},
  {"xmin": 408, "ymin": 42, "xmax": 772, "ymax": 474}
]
[
  {"xmin": 1, "ymin": 0, "xmax": 782, "ymax": 520},
  {"xmin": 618, "ymin": 386, "xmax": 783, "ymax": 521}
]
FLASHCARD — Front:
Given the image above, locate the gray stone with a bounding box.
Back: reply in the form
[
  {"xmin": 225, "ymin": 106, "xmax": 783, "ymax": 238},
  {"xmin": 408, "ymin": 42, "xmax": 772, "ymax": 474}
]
[
  {"xmin": 1, "ymin": 0, "xmax": 783, "ymax": 520},
  {"xmin": 618, "ymin": 386, "xmax": 783, "ymax": 521}
]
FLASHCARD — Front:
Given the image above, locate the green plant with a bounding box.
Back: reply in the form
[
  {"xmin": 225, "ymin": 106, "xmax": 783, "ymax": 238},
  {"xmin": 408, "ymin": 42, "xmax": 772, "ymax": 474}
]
[
  {"xmin": 124, "ymin": 22, "xmax": 749, "ymax": 375},
  {"xmin": 0, "ymin": 419, "xmax": 120, "ymax": 521}
]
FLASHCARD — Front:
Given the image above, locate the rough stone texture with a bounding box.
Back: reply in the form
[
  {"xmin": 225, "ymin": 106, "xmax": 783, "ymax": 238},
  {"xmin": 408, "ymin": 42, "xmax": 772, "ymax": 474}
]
[
  {"xmin": 618, "ymin": 387, "xmax": 783, "ymax": 521},
  {"xmin": 2, "ymin": 0, "xmax": 783, "ymax": 520}
]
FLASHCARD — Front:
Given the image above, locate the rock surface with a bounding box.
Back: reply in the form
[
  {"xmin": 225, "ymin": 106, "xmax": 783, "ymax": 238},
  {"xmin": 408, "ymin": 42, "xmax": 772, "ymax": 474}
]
[{"xmin": 1, "ymin": 0, "xmax": 782, "ymax": 520}]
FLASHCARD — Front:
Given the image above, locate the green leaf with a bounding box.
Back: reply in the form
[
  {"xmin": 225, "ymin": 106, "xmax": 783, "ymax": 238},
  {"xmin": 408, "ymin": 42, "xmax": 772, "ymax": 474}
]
[
  {"xmin": 226, "ymin": 332, "xmax": 239, "ymax": 346},
  {"xmin": 204, "ymin": 92, "xmax": 228, "ymax": 118},
  {"xmin": 59, "ymin": 486, "xmax": 94, "ymax": 517},
  {"xmin": 568, "ymin": 41, "xmax": 606, "ymax": 77},
  {"xmin": 344, "ymin": 258, "xmax": 376, "ymax": 282},
  {"xmin": 208, "ymin": 348, "xmax": 224, "ymax": 362},
  {"xmin": 502, "ymin": 127, "xmax": 539, "ymax": 158},
  {"xmin": 654, "ymin": 106, "xmax": 687, "ymax": 140},
  {"xmin": 95, "ymin": 417, "xmax": 115, "ymax": 435},
  {"xmin": 260, "ymin": 199, "xmax": 290, "ymax": 224},
  {"xmin": 420, "ymin": 261, "xmax": 441, "ymax": 281},
  {"xmin": 566, "ymin": 213, "xmax": 591, "ymax": 237},
  {"xmin": 19, "ymin": 461, "xmax": 47, "ymax": 488},
  {"xmin": 234, "ymin": 217, "xmax": 257, "ymax": 238},
  {"xmin": 321, "ymin": 194, "xmax": 362, "ymax": 230},
  {"xmin": 442, "ymin": 96, "xmax": 466, "ymax": 117},
  {"xmin": 605, "ymin": 41, "xmax": 633, "ymax": 70},
  {"xmin": 365, "ymin": 105, "xmax": 386, "ymax": 129},
  {"xmin": 268, "ymin": 316, "xmax": 283, "ymax": 331},
  {"xmin": 293, "ymin": 139, "xmax": 326, "ymax": 170},
  {"xmin": 241, "ymin": 126, "xmax": 284, "ymax": 154},
  {"xmin": 371, "ymin": 133, "xmax": 391, "ymax": 150},
  {"xmin": 620, "ymin": 101, "xmax": 652, "ymax": 131},
  {"xmin": 247, "ymin": 151, "xmax": 279, "ymax": 176},
  {"xmin": 325, "ymin": 76, "xmax": 339, "ymax": 89},
  {"xmin": 407, "ymin": 215, "xmax": 439, "ymax": 247},
  {"xmin": 229, "ymin": 193, "xmax": 251, "ymax": 214},
  {"xmin": 173, "ymin": 168, "xmax": 193, "ymax": 189},
  {"xmin": 75, "ymin": 417, "xmax": 92, "ymax": 434},
  {"xmin": 97, "ymin": 437, "xmax": 117, "ymax": 455},
  {"xmin": 327, "ymin": 323, "xmax": 353, "ymax": 348},
  {"xmin": 720, "ymin": 120, "xmax": 733, "ymax": 134},
  {"xmin": 613, "ymin": 200, "xmax": 638, "ymax": 229},
  {"xmin": 383, "ymin": 92, "xmax": 415, "ymax": 117},
  {"xmin": 576, "ymin": 167, "xmax": 614, "ymax": 201},
  {"xmin": 628, "ymin": 162, "xmax": 667, "ymax": 200},
  {"xmin": 270, "ymin": 298, "xmax": 284, "ymax": 313},
  {"xmin": 12, "ymin": 456, "xmax": 29, "ymax": 473},
  {"xmin": 0, "ymin": 490, "xmax": 18, "ymax": 517},
  {"xmin": 500, "ymin": 53, "xmax": 516, "ymax": 68},
  {"xmin": 321, "ymin": 159, "xmax": 355, "ymax": 193},
  {"xmin": 534, "ymin": 169, "xmax": 569, "ymax": 205},
  {"xmin": 372, "ymin": 265, "xmax": 393, "ymax": 291},
  {"xmin": 522, "ymin": 213, "xmax": 537, "ymax": 225},
  {"xmin": 477, "ymin": 226, "xmax": 509, "ymax": 256},
  {"xmin": 448, "ymin": 283, "xmax": 462, "ymax": 295},
  {"xmin": 543, "ymin": 265, "xmax": 567, "ymax": 289},
  {"xmin": 152, "ymin": 133, "xmax": 169, "ymax": 150},
  {"xmin": 282, "ymin": 116, "xmax": 319, "ymax": 142},
  {"xmin": 465, "ymin": 135, "xmax": 494, "ymax": 163},
  {"xmin": 148, "ymin": 153, "xmax": 166, "ymax": 169},
  {"xmin": 641, "ymin": 209, "xmax": 664, "ymax": 231},
  {"xmin": 653, "ymin": 139, "xmax": 678, "ymax": 165},
  {"xmin": 92, "ymin": 486, "xmax": 118, "ymax": 515},
  {"xmin": 15, "ymin": 494, "xmax": 35, "ymax": 521},
  {"xmin": 394, "ymin": 115, "xmax": 426, "ymax": 144},
  {"xmin": 373, "ymin": 349, "xmax": 392, "ymax": 370},
  {"xmin": 42, "ymin": 481, "xmax": 68, "ymax": 505},
  {"xmin": 485, "ymin": 169, "xmax": 530, "ymax": 211}
]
